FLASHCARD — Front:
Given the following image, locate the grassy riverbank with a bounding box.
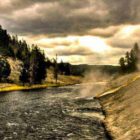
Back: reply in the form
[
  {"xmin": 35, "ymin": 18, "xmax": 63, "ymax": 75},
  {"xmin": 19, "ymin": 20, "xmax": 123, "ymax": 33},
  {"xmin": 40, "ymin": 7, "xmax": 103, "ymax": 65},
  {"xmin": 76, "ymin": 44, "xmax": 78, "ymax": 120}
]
[
  {"xmin": 0, "ymin": 58, "xmax": 83, "ymax": 93},
  {"xmin": 97, "ymin": 72, "xmax": 140, "ymax": 140},
  {"xmin": 0, "ymin": 75, "xmax": 83, "ymax": 93}
]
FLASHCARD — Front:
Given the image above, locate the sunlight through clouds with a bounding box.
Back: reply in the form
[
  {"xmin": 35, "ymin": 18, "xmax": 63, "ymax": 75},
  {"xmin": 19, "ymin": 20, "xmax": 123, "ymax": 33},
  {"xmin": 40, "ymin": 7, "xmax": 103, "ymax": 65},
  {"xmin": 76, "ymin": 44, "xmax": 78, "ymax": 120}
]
[
  {"xmin": 2, "ymin": 0, "xmax": 140, "ymax": 64},
  {"xmin": 79, "ymin": 36, "xmax": 111, "ymax": 53},
  {"xmin": 36, "ymin": 35, "xmax": 111, "ymax": 54},
  {"xmin": 17, "ymin": 23, "xmax": 140, "ymax": 65},
  {"xmin": 119, "ymin": 25, "xmax": 140, "ymax": 38}
]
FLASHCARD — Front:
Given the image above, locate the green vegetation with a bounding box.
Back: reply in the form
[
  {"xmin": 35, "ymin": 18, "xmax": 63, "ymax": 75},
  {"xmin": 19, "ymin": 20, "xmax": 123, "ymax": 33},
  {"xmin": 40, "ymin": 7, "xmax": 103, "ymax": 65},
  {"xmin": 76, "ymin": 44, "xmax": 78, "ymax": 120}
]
[
  {"xmin": 0, "ymin": 25, "xmax": 47, "ymax": 85},
  {"xmin": 119, "ymin": 43, "xmax": 140, "ymax": 73},
  {"xmin": 0, "ymin": 25, "xmax": 73, "ymax": 88},
  {"xmin": 19, "ymin": 61, "xmax": 30, "ymax": 85},
  {"xmin": 0, "ymin": 57, "xmax": 11, "ymax": 82},
  {"xmin": 20, "ymin": 46, "xmax": 47, "ymax": 85},
  {"xmin": 53, "ymin": 55, "xmax": 58, "ymax": 84}
]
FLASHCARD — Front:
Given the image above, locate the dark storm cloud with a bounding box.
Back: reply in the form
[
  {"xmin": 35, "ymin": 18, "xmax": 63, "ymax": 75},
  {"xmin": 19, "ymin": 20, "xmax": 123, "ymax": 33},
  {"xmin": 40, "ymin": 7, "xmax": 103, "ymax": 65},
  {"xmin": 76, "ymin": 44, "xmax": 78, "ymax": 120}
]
[
  {"xmin": 1, "ymin": 0, "xmax": 140, "ymax": 65},
  {"xmin": 105, "ymin": 0, "xmax": 140, "ymax": 24},
  {"xmin": 0, "ymin": 0, "xmax": 56, "ymax": 13},
  {"xmin": 1, "ymin": 0, "xmax": 140, "ymax": 36}
]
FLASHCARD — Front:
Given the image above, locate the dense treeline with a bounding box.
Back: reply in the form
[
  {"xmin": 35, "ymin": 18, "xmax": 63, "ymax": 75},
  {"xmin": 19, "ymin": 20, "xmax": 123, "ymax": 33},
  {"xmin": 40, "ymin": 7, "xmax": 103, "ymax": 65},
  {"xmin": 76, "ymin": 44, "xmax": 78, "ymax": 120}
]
[
  {"xmin": 19, "ymin": 46, "xmax": 47, "ymax": 85},
  {"xmin": 119, "ymin": 43, "xmax": 140, "ymax": 73},
  {"xmin": 0, "ymin": 57, "xmax": 11, "ymax": 82},
  {"xmin": 0, "ymin": 25, "xmax": 71, "ymax": 84},
  {"xmin": 0, "ymin": 25, "xmax": 30, "ymax": 60}
]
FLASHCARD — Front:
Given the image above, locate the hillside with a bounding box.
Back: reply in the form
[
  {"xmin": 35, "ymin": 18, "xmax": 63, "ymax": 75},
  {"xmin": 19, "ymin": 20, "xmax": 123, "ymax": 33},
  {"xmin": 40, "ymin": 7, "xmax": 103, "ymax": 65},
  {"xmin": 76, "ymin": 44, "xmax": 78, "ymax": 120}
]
[
  {"xmin": 6, "ymin": 58, "xmax": 82, "ymax": 85},
  {"xmin": 98, "ymin": 73, "xmax": 140, "ymax": 140},
  {"xmin": 0, "ymin": 58, "xmax": 83, "ymax": 92},
  {"xmin": 7, "ymin": 58, "xmax": 22, "ymax": 83},
  {"xmin": 71, "ymin": 64, "xmax": 119, "ymax": 76}
]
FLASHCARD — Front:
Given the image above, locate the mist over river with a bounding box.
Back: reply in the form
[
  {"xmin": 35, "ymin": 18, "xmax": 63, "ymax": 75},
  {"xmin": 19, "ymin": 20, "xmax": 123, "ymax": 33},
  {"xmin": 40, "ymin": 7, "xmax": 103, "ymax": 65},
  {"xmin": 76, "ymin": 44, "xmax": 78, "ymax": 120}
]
[{"xmin": 0, "ymin": 83, "xmax": 109, "ymax": 140}]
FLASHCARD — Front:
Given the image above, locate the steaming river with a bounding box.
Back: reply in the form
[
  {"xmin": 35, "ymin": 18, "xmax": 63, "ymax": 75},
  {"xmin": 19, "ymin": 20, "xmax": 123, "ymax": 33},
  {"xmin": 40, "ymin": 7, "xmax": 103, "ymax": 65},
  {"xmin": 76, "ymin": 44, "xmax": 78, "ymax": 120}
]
[{"xmin": 0, "ymin": 83, "xmax": 109, "ymax": 140}]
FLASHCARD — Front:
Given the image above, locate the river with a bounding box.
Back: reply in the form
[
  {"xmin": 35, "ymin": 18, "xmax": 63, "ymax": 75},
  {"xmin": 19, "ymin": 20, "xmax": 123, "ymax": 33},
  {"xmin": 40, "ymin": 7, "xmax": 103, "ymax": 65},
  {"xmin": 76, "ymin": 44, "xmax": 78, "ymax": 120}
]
[{"xmin": 0, "ymin": 84, "xmax": 109, "ymax": 140}]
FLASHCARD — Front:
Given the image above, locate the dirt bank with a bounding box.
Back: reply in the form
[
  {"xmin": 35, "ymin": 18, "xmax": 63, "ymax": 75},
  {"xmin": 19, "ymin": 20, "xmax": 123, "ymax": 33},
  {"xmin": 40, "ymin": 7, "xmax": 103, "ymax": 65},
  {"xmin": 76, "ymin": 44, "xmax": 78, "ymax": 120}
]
[{"xmin": 98, "ymin": 74, "xmax": 140, "ymax": 140}]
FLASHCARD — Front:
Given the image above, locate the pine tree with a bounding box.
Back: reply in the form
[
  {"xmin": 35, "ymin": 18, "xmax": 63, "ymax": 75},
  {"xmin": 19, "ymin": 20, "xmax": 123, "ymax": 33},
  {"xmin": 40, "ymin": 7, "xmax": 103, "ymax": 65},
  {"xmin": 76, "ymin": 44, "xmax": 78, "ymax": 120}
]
[
  {"xmin": 64, "ymin": 63, "xmax": 71, "ymax": 75},
  {"xmin": 119, "ymin": 57, "xmax": 126, "ymax": 73},
  {"xmin": 19, "ymin": 62, "xmax": 30, "ymax": 85},
  {"xmin": 0, "ymin": 57, "xmax": 11, "ymax": 81},
  {"xmin": 59, "ymin": 60, "xmax": 65, "ymax": 75},
  {"xmin": 30, "ymin": 46, "xmax": 47, "ymax": 84},
  {"xmin": 53, "ymin": 55, "xmax": 58, "ymax": 84},
  {"xmin": 119, "ymin": 43, "xmax": 140, "ymax": 73}
]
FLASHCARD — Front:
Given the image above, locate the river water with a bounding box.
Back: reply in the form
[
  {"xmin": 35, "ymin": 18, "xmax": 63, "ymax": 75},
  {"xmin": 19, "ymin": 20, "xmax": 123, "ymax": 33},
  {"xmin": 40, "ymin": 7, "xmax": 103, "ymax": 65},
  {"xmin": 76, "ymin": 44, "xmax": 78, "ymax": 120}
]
[{"xmin": 0, "ymin": 84, "xmax": 109, "ymax": 140}]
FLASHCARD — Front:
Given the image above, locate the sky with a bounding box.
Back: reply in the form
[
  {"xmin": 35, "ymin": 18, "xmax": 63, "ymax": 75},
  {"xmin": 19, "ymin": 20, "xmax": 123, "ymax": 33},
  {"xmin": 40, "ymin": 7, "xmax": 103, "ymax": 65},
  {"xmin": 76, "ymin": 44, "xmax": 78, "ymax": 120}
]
[{"xmin": 1, "ymin": 0, "xmax": 140, "ymax": 65}]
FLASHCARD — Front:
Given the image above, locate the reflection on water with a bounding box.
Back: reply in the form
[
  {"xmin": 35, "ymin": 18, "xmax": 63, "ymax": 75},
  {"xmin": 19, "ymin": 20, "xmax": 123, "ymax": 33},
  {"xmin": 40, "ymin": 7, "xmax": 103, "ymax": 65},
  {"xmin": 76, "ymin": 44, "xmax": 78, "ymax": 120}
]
[{"xmin": 0, "ymin": 84, "xmax": 108, "ymax": 140}]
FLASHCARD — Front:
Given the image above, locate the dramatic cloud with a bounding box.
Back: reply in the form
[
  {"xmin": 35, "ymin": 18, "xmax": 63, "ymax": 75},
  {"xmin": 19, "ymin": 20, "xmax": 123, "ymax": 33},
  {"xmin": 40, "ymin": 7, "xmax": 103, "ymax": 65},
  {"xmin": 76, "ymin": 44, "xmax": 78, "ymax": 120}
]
[
  {"xmin": 107, "ymin": 25, "xmax": 140, "ymax": 49},
  {"xmin": 0, "ymin": 0, "xmax": 140, "ymax": 64},
  {"xmin": 2, "ymin": 0, "xmax": 140, "ymax": 35}
]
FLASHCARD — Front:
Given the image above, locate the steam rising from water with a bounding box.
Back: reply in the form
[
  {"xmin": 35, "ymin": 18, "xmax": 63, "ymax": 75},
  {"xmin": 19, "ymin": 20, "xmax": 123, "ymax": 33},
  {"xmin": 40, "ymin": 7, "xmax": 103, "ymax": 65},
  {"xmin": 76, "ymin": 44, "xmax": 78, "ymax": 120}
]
[{"xmin": 79, "ymin": 71, "xmax": 110, "ymax": 98}]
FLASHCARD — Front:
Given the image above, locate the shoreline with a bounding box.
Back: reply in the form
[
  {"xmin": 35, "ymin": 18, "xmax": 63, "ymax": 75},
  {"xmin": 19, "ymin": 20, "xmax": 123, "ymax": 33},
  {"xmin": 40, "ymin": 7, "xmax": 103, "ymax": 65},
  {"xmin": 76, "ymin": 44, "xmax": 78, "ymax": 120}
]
[
  {"xmin": 0, "ymin": 75, "xmax": 83, "ymax": 93},
  {"xmin": 95, "ymin": 97, "xmax": 113, "ymax": 140},
  {"xmin": 0, "ymin": 82, "xmax": 81, "ymax": 93},
  {"xmin": 97, "ymin": 75, "xmax": 140, "ymax": 140}
]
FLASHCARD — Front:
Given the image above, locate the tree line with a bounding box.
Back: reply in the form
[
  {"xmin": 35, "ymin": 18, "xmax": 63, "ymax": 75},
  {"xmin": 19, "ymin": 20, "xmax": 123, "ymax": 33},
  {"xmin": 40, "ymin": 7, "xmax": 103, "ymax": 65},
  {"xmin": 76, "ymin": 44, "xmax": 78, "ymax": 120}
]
[
  {"xmin": 0, "ymin": 25, "xmax": 71, "ymax": 84},
  {"xmin": 119, "ymin": 43, "xmax": 140, "ymax": 73}
]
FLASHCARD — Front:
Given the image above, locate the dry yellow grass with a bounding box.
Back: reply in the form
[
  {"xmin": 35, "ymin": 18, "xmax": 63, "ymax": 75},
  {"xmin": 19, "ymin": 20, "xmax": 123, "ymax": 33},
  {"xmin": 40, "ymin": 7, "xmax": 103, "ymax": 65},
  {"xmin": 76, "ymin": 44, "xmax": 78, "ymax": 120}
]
[
  {"xmin": 46, "ymin": 68, "xmax": 82, "ymax": 84},
  {"xmin": 98, "ymin": 73, "xmax": 140, "ymax": 140},
  {"xmin": 0, "ymin": 75, "xmax": 82, "ymax": 93}
]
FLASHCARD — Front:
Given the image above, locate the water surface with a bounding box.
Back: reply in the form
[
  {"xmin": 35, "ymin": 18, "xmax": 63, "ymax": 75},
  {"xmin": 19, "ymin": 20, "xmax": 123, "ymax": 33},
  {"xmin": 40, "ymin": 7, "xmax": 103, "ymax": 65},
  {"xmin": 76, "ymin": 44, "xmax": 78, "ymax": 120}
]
[{"xmin": 0, "ymin": 84, "xmax": 108, "ymax": 140}]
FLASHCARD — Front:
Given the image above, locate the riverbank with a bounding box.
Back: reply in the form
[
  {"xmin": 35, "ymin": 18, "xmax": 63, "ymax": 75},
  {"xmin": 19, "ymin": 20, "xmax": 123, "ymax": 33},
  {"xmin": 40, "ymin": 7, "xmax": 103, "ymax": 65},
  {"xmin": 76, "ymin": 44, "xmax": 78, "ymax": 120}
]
[
  {"xmin": 97, "ymin": 72, "xmax": 140, "ymax": 140},
  {"xmin": 0, "ymin": 75, "xmax": 83, "ymax": 93}
]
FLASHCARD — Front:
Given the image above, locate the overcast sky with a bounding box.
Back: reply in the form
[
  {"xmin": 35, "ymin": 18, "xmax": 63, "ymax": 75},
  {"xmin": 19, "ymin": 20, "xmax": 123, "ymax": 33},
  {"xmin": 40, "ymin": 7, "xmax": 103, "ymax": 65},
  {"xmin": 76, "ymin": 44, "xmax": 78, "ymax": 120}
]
[{"xmin": 1, "ymin": 0, "xmax": 140, "ymax": 65}]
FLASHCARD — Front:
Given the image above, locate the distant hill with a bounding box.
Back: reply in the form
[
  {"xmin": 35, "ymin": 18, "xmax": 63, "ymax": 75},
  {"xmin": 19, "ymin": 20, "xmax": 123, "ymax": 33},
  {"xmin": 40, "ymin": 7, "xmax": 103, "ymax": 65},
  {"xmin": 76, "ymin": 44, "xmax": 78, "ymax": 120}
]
[{"xmin": 70, "ymin": 64, "xmax": 119, "ymax": 76}]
